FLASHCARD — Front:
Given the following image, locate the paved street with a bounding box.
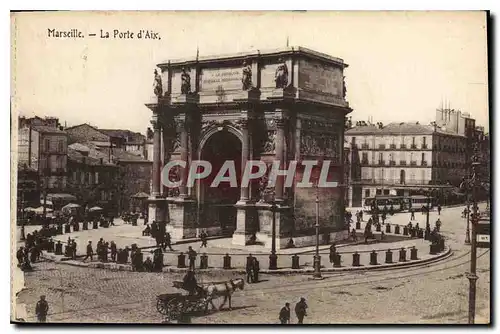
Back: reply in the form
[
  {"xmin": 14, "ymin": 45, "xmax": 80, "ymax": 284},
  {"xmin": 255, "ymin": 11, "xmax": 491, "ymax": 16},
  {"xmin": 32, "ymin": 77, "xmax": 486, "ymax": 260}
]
[{"xmin": 16, "ymin": 203, "xmax": 490, "ymax": 324}]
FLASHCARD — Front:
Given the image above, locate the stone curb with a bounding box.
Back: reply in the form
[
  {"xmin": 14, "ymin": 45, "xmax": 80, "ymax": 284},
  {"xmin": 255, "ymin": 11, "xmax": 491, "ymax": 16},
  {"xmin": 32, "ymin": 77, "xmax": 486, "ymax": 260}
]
[{"xmin": 41, "ymin": 246, "xmax": 451, "ymax": 275}]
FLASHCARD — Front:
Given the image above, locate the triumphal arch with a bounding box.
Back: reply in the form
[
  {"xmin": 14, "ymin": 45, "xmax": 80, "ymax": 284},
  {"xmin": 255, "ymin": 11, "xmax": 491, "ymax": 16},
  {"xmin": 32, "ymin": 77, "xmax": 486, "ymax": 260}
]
[{"xmin": 146, "ymin": 46, "xmax": 351, "ymax": 249}]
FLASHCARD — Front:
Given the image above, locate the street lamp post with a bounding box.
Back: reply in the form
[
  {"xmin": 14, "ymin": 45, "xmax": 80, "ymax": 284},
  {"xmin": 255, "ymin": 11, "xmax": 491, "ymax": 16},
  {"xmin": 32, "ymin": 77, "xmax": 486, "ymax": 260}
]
[
  {"xmin": 467, "ymin": 146, "xmax": 480, "ymax": 324},
  {"xmin": 312, "ymin": 188, "xmax": 322, "ymax": 279},
  {"xmin": 269, "ymin": 199, "xmax": 278, "ymax": 270},
  {"xmin": 465, "ymin": 194, "xmax": 471, "ymax": 245},
  {"xmin": 424, "ymin": 190, "xmax": 431, "ymax": 240}
]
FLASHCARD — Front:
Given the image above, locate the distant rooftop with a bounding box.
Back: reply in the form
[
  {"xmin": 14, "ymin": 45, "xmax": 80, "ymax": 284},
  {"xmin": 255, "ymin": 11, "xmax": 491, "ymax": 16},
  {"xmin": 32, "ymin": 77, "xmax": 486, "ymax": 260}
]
[
  {"xmin": 346, "ymin": 121, "xmax": 465, "ymax": 137},
  {"xmin": 31, "ymin": 125, "xmax": 66, "ymax": 135}
]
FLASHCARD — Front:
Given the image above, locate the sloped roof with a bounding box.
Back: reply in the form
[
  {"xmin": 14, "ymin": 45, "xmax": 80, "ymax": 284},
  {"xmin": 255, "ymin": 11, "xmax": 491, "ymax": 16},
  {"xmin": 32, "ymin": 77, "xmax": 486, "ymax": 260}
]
[
  {"xmin": 31, "ymin": 125, "xmax": 66, "ymax": 134},
  {"xmin": 99, "ymin": 129, "xmax": 146, "ymax": 144},
  {"xmin": 380, "ymin": 122, "xmax": 434, "ymax": 135},
  {"xmin": 345, "ymin": 124, "xmax": 381, "ymax": 135},
  {"xmin": 112, "ymin": 149, "xmax": 149, "ymax": 162}
]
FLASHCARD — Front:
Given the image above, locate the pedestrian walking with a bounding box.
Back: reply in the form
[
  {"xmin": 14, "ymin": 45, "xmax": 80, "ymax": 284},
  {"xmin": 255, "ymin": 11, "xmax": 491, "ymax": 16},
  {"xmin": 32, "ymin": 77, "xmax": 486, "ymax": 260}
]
[
  {"xmin": 71, "ymin": 240, "xmax": 77, "ymax": 259},
  {"xmin": 438, "ymin": 204, "xmax": 442, "ymax": 215},
  {"xmin": 187, "ymin": 246, "xmax": 197, "ymax": 271},
  {"xmin": 110, "ymin": 241, "xmax": 117, "ymax": 262},
  {"xmin": 83, "ymin": 241, "xmax": 93, "ymax": 262},
  {"xmin": 200, "ymin": 230, "xmax": 208, "ymax": 248},
  {"xmin": 294, "ymin": 297, "xmax": 308, "ymax": 324},
  {"xmin": 279, "ymin": 302, "xmax": 291, "ymax": 324},
  {"xmin": 35, "ymin": 295, "xmax": 49, "ymax": 323},
  {"xmin": 410, "ymin": 209, "xmax": 415, "ymax": 220},
  {"xmin": 164, "ymin": 232, "xmax": 174, "ymax": 251}
]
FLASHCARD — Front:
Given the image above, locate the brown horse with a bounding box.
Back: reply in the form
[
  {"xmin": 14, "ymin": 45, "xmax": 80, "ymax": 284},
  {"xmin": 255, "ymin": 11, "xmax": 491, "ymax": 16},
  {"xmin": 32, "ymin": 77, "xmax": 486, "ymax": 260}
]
[{"xmin": 202, "ymin": 278, "xmax": 245, "ymax": 311}]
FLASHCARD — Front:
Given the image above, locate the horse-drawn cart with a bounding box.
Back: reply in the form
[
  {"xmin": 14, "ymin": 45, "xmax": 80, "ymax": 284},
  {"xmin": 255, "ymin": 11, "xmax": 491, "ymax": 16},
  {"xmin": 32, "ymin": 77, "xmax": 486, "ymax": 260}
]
[
  {"xmin": 156, "ymin": 278, "xmax": 245, "ymax": 322},
  {"xmin": 156, "ymin": 281, "xmax": 210, "ymax": 322}
]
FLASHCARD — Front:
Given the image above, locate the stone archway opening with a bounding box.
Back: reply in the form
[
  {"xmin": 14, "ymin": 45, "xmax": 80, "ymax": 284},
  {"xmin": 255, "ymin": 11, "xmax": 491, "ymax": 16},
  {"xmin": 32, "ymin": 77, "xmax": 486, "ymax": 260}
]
[{"xmin": 199, "ymin": 129, "xmax": 242, "ymax": 234}]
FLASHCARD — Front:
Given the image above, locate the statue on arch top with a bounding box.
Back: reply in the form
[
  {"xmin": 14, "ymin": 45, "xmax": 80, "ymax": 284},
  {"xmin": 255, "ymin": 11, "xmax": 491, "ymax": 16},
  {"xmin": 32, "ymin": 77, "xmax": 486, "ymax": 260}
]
[
  {"xmin": 153, "ymin": 69, "xmax": 163, "ymax": 97},
  {"xmin": 342, "ymin": 76, "xmax": 347, "ymax": 99},
  {"xmin": 181, "ymin": 67, "xmax": 191, "ymax": 94},
  {"xmin": 275, "ymin": 58, "xmax": 289, "ymax": 89},
  {"xmin": 241, "ymin": 60, "xmax": 253, "ymax": 91}
]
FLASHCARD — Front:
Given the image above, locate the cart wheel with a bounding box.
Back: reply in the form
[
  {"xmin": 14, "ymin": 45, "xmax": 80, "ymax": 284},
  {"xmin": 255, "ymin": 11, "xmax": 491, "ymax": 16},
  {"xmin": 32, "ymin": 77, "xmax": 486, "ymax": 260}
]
[
  {"xmin": 167, "ymin": 299, "xmax": 183, "ymax": 320},
  {"xmin": 156, "ymin": 299, "xmax": 167, "ymax": 315}
]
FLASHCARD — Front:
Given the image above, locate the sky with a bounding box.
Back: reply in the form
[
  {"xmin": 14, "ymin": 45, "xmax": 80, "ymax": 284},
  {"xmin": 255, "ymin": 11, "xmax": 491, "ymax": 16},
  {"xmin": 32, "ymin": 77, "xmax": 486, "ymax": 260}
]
[{"xmin": 11, "ymin": 11, "xmax": 489, "ymax": 134}]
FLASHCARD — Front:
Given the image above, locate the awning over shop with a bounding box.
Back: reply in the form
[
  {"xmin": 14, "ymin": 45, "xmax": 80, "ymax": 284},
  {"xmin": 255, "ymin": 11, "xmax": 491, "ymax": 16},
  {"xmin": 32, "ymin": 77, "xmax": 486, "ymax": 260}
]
[{"xmin": 46, "ymin": 193, "xmax": 77, "ymax": 201}]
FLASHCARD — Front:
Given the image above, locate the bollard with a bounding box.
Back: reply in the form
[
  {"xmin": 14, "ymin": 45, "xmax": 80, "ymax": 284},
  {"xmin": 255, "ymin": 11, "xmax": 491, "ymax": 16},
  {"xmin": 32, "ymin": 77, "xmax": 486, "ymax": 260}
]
[
  {"xmin": 376, "ymin": 224, "xmax": 381, "ymax": 232},
  {"xmin": 177, "ymin": 252, "xmax": 186, "ymax": 268},
  {"xmin": 399, "ymin": 248, "xmax": 407, "ymax": 262},
  {"xmin": 136, "ymin": 252, "xmax": 144, "ymax": 271},
  {"xmin": 223, "ymin": 253, "xmax": 231, "ymax": 269},
  {"xmin": 410, "ymin": 228, "xmax": 416, "ymax": 238},
  {"xmin": 93, "ymin": 221, "xmax": 98, "ymax": 229},
  {"xmin": 83, "ymin": 222, "xmax": 88, "ymax": 230},
  {"xmin": 64, "ymin": 224, "xmax": 71, "ymax": 234},
  {"xmin": 439, "ymin": 238, "xmax": 445, "ymax": 252},
  {"xmin": 200, "ymin": 253, "xmax": 208, "ymax": 269},
  {"xmin": 418, "ymin": 229, "xmax": 424, "ymax": 239},
  {"xmin": 403, "ymin": 226, "xmax": 408, "ymax": 236},
  {"xmin": 410, "ymin": 246, "xmax": 418, "ymax": 260},
  {"xmin": 291, "ymin": 254, "xmax": 300, "ymax": 269},
  {"xmin": 356, "ymin": 221, "xmax": 361, "ymax": 230},
  {"xmin": 352, "ymin": 252, "xmax": 360, "ymax": 266},
  {"xmin": 57, "ymin": 225, "xmax": 63, "ymax": 235},
  {"xmin": 48, "ymin": 240, "xmax": 55, "ymax": 253},
  {"xmin": 429, "ymin": 243, "xmax": 437, "ymax": 255},
  {"xmin": 385, "ymin": 249, "xmax": 393, "ymax": 263},
  {"xmin": 394, "ymin": 225, "xmax": 400, "ymax": 234},
  {"xmin": 369, "ymin": 250, "xmax": 378, "ymax": 265},
  {"xmin": 333, "ymin": 253, "xmax": 341, "ymax": 268},
  {"xmin": 55, "ymin": 242, "xmax": 62, "ymax": 255},
  {"xmin": 385, "ymin": 223, "xmax": 391, "ymax": 234},
  {"xmin": 64, "ymin": 245, "xmax": 70, "ymax": 257}
]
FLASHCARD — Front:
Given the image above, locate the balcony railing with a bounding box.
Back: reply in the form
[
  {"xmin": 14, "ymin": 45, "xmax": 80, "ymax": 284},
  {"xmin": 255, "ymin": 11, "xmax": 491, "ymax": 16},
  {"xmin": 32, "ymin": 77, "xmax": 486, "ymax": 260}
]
[
  {"xmin": 400, "ymin": 144, "xmax": 407, "ymax": 149},
  {"xmin": 410, "ymin": 161, "xmax": 417, "ymax": 166},
  {"xmin": 389, "ymin": 144, "xmax": 397, "ymax": 149},
  {"xmin": 410, "ymin": 144, "xmax": 417, "ymax": 149},
  {"xmin": 378, "ymin": 144, "xmax": 386, "ymax": 149},
  {"xmin": 378, "ymin": 160, "xmax": 385, "ymax": 166},
  {"xmin": 399, "ymin": 161, "xmax": 407, "ymax": 166},
  {"xmin": 421, "ymin": 144, "xmax": 428, "ymax": 149},
  {"xmin": 389, "ymin": 160, "xmax": 396, "ymax": 166},
  {"xmin": 361, "ymin": 159, "xmax": 369, "ymax": 165},
  {"xmin": 361, "ymin": 144, "xmax": 369, "ymax": 149}
]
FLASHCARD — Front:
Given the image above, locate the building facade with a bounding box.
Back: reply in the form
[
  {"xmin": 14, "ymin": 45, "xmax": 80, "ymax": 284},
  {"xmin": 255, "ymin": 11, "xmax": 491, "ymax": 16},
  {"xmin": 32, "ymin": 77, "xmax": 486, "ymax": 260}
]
[
  {"xmin": 18, "ymin": 120, "xmax": 69, "ymax": 200},
  {"xmin": 345, "ymin": 121, "xmax": 468, "ymax": 207},
  {"xmin": 146, "ymin": 46, "xmax": 351, "ymax": 248},
  {"xmin": 67, "ymin": 143, "xmax": 120, "ymax": 215}
]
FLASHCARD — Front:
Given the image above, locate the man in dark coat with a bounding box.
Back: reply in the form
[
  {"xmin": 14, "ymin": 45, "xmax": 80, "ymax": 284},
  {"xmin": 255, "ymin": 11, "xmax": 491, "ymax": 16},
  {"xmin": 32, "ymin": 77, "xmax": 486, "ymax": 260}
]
[
  {"xmin": 35, "ymin": 295, "xmax": 49, "ymax": 322},
  {"xmin": 84, "ymin": 241, "xmax": 93, "ymax": 262},
  {"xmin": 143, "ymin": 257, "xmax": 153, "ymax": 272},
  {"xmin": 279, "ymin": 302, "xmax": 291, "ymax": 324},
  {"xmin": 164, "ymin": 232, "xmax": 174, "ymax": 251},
  {"xmin": 295, "ymin": 297, "xmax": 308, "ymax": 324},
  {"xmin": 182, "ymin": 270, "xmax": 199, "ymax": 296},
  {"xmin": 187, "ymin": 246, "xmax": 197, "ymax": 271},
  {"xmin": 16, "ymin": 247, "xmax": 24, "ymax": 266},
  {"xmin": 200, "ymin": 230, "xmax": 208, "ymax": 248},
  {"xmin": 110, "ymin": 241, "xmax": 117, "ymax": 262}
]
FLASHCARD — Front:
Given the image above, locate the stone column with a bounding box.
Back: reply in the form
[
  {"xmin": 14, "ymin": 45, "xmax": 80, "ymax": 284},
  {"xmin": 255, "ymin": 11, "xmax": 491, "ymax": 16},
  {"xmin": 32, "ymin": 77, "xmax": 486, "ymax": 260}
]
[
  {"xmin": 274, "ymin": 118, "xmax": 286, "ymax": 202},
  {"xmin": 178, "ymin": 119, "xmax": 189, "ymax": 198},
  {"xmin": 151, "ymin": 114, "xmax": 162, "ymax": 197},
  {"xmin": 239, "ymin": 119, "xmax": 250, "ymax": 202}
]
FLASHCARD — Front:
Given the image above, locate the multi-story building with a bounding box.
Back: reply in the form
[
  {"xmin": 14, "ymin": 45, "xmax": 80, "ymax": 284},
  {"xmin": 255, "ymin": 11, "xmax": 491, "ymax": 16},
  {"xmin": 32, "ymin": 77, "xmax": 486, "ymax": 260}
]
[
  {"xmin": 345, "ymin": 120, "xmax": 469, "ymax": 207},
  {"xmin": 67, "ymin": 143, "xmax": 120, "ymax": 215},
  {"xmin": 65, "ymin": 124, "xmax": 148, "ymax": 159},
  {"xmin": 18, "ymin": 118, "xmax": 69, "ymax": 206},
  {"xmin": 16, "ymin": 164, "xmax": 40, "ymax": 220}
]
